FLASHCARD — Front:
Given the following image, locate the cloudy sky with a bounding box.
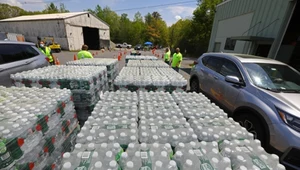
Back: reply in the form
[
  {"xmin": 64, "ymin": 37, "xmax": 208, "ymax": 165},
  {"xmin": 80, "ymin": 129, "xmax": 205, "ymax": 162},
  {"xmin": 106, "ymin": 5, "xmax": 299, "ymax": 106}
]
[{"xmin": 2, "ymin": 0, "xmax": 198, "ymax": 26}]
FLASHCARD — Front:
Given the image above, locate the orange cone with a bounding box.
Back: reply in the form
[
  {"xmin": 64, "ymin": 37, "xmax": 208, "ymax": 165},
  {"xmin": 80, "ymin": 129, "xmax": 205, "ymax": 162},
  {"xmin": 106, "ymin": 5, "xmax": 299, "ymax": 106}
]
[
  {"xmin": 118, "ymin": 55, "xmax": 121, "ymax": 61},
  {"xmin": 56, "ymin": 58, "xmax": 60, "ymax": 65},
  {"xmin": 92, "ymin": 53, "xmax": 95, "ymax": 56},
  {"xmin": 73, "ymin": 54, "xmax": 77, "ymax": 60}
]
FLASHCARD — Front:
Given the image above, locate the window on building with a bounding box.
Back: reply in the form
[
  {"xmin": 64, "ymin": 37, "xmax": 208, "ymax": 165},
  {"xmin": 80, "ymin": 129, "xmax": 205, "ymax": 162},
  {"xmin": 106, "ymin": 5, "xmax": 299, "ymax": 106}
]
[{"xmin": 224, "ymin": 38, "xmax": 237, "ymax": 50}]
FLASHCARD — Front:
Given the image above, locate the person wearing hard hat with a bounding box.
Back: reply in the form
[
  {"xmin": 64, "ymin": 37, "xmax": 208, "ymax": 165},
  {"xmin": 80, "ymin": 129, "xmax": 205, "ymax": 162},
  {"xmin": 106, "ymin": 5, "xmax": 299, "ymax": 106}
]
[
  {"xmin": 39, "ymin": 41, "xmax": 55, "ymax": 65},
  {"xmin": 77, "ymin": 45, "xmax": 94, "ymax": 60},
  {"xmin": 171, "ymin": 47, "xmax": 183, "ymax": 72},
  {"xmin": 164, "ymin": 48, "xmax": 171, "ymax": 65}
]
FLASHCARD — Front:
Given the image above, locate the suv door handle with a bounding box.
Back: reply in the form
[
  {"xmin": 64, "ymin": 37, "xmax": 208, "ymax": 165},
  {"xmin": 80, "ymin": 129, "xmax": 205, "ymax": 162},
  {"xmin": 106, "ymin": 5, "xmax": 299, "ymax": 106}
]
[{"xmin": 214, "ymin": 76, "xmax": 218, "ymax": 80}]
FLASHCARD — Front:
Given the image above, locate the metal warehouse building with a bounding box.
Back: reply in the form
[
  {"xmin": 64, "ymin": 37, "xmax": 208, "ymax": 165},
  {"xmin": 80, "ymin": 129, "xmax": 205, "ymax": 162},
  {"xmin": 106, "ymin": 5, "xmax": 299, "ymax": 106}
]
[
  {"xmin": 0, "ymin": 12, "xmax": 110, "ymax": 51},
  {"xmin": 208, "ymin": 0, "xmax": 300, "ymax": 71}
]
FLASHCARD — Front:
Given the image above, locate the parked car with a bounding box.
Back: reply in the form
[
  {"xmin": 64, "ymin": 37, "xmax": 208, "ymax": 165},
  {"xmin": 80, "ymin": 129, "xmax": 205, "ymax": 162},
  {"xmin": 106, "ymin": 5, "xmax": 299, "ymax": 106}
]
[
  {"xmin": 0, "ymin": 41, "xmax": 49, "ymax": 87},
  {"xmin": 134, "ymin": 44, "xmax": 143, "ymax": 50},
  {"xmin": 116, "ymin": 42, "xmax": 132, "ymax": 49},
  {"xmin": 189, "ymin": 53, "xmax": 300, "ymax": 168}
]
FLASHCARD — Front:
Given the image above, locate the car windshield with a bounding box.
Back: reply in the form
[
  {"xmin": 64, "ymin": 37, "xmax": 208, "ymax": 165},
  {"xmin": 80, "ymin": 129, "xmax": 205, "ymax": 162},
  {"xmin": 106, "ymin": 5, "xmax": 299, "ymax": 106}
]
[{"xmin": 243, "ymin": 63, "xmax": 300, "ymax": 93}]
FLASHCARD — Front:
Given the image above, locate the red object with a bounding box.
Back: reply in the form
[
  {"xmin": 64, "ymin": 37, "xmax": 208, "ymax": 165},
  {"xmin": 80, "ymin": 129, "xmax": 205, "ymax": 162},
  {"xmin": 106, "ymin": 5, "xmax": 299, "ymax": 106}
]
[
  {"xmin": 118, "ymin": 55, "xmax": 121, "ymax": 61},
  {"xmin": 92, "ymin": 53, "xmax": 95, "ymax": 56},
  {"xmin": 45, "ymin": 57, "xmax": 50, "ymax": 62},
  {"xmin": 56, "ymin": 58, "xmax": 60, "ymax": 65},
  {"xmin": 44, "ymin": 147, "xmax": 49, "ymax": 153},
  {"xmin": 29, "ymin": 162, "xmax": 35, "ymax": 170},
  {"xmin": 51, "ymin": 137, "xmax": 55, "ymax": 144},
  {"xmin": 45, "ymin": 115, "xmax": 49, "ymax": 122},
  {"xmin": 17, "ymin": 138, "xmax": 24, "ymax": 147},
  {"xmin": 67, "ymin": 120, "xmax": 71, "ymax": 126},
  {"xmin": 36, "ymin": 124, "xmax": 42, "ymax": 131},
  {"xmin": 73, "ymin": 54, "xmax": 77, "ymax": 60},
  {"xmin": 51, "ymin": 164, "xmax": 56, "ymax": 170}
]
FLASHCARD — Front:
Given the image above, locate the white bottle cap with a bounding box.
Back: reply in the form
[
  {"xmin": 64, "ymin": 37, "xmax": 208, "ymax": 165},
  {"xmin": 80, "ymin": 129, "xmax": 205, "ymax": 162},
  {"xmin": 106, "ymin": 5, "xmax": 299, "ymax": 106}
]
[
  {"xmin": 88, "ymin": 143, "xmax": 95, "ymax": 149},
  {"xmin": 186, "ymin": 159, "xmax": 193, "ymax": 166},
  {"xmin": 155, "ymin": 161, "xmax": 163, "ymax": 167},
  {"xmin": 120, "ymin": 132, "xmax": 126, "ymax": 137},
  {"xmin": 101, "ymin": 143, "xmax": 108, "ymax": 148},
  {"xmin": 109, "ymin": 160, "xmax": 117, "ymax": 167},
  {"xmin": 121, "ymin": 152, "xmax": 128, "ymax": 158},
  {"xmin": 169, "ymin": 160, "xmax": 177, "ymax": 167},
  {"xmin": 130, "ymin": 136, "xmax": 137, "ymax": 141},
  {"xmin": 240, "ymin": 166, "xmax": 248, "ymax": 170},
  {"xmin": 141, "ymin": 143, "xmax": 147, "ymax": 149},
  {"xmin": 63, "ymin": 152, "xmax": 71, "ymax": 158},
  {"xmin": 128, "ymin": 143, "xmax": 135, "ymax": 149},
  {"xmin": 75, "ymin": 144, "xmax": 82, "ymax": 149},
  {"xmin": 178, "ymin": 143, "xmax": 185, "ymax": 148},
  {"xmin": 106, "ymin": 151, "xmax": 113, "ymax": 158},
  {"xmin": 212, "ymin": 157, "xmax": 219, "ymax": 163},
  {"xmin": 161, "ymin": 151, "xmax": 168, "ymax": 157},
  {"xmin": 109, "ymin": 136, "xmax": 115, "ymax": 141},
  {"xmin": 63, "ymin": 162, "xmax": 72, "ymax": 169},
  {"xmin": 99, "ymin": 133, "xmax": 105, "ymax": 137},
  {"xmin": 92, "ymin": 151, "xmax": 98, "ymax": 157},
  {"xmin": 114, "ymin": 143, "xmax": 120, "ymax": 148},
  {"xmin": 94, "ymin": 161, "xmax": 102, "ymax": 168},
  {"xmin": 135, "ymin": 151, "xmax": 141, "ymax": 157},
  {"xmin": 223, "ymin": 157, "xmax": 231, "ymax": 163},
  {"xmin": 126, "ymin": 161, "xmax": 134, "ymax": 168}
]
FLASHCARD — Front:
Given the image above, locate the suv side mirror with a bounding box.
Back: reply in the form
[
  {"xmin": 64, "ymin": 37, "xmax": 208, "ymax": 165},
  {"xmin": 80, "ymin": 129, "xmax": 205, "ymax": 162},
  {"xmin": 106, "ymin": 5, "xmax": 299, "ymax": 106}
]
[{"xmin": 225, "ymin": 75, "xmax": 244, "ymax": 85}]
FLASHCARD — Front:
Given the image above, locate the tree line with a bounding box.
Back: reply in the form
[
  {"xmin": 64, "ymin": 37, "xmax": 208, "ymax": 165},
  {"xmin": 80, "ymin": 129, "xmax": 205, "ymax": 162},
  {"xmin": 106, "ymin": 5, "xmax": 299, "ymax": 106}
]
[{"xmin": 0, "ymin": 0, "xmax": 221, "ymax": 56}]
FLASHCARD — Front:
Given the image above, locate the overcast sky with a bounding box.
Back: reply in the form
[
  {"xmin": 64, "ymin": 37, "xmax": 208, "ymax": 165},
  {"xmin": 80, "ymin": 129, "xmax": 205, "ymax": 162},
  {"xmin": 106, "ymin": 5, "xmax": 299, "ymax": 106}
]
[{"xmin": 2, "ymin": 0, "xmax": 198, "ymax": 26}]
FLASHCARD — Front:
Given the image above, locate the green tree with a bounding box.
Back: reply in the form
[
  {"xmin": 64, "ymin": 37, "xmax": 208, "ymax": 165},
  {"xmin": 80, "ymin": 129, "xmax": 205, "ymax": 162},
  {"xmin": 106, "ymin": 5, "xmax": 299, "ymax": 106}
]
[
  {"xmin": 0, "ymin": 3, "xmax": 25, "ymax": 19},
  {"xmin": 43, "ymin": 2, "xmax": 59, "ymax": 13},
  {"xmin": 59, "ymin": 3, "xmax": 69, "ymax": 13},
  {"xmin": 130, "ymin": 12, "xmax": 145, "ymax": 45}
]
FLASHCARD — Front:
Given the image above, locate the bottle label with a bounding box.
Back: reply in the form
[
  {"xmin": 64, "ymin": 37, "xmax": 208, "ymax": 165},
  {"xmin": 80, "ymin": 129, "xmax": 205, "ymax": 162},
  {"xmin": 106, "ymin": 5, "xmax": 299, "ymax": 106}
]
[
  {"xmin": 161, "ymin": 124, "xmax": 185, "ymax": 130},
  {"xmin": 199, "ymin": 121, "xmax": 226, "ymax": 127},
  {"xmin": 75, "ymin": 150, "xmax": 94, "ymax": 170},
  {"xmin": 105, "ymin": 124, "xmax": 130, "ymax": 130},
  {"xmin": 139, "ymin": 150, "xmax": 152, "ymax": 170},
  {"xmin": 249, "ymin": 155, "xmax": 270, "ymax": 170},
  {"xmin": 194, "ymin": 147, "xmax": 216, "ymax": 170}
]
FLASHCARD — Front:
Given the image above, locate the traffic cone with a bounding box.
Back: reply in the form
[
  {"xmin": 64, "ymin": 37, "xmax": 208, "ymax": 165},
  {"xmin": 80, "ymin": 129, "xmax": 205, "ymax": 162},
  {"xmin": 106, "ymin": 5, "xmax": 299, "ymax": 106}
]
[
  {"xmin": 56, "ymin": 58, "xmax": 60, "ymax": 65},
  {"xmin": 162, "ymin": 54, "xmax": 164, "ymax": 58},
  {"xmin": 96, "ymin": 52, "xmax": 98, "ymax": 55},
  {"xmin": 73, "ymin": 54, "xmax": 77, "ymax": 60},
  {"xmin": 92, "ymin": 53, "xmax": 95, "ymax": 56},
  {"xmin": 118, "ymin": 55, "xmax": 121, "ymax": 61}
]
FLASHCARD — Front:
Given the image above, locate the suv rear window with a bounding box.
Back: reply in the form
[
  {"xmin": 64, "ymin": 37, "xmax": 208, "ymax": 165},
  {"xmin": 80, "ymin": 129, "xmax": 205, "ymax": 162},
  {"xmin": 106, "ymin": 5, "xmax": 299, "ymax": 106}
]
[{"xmin": 0, "ymin": 44, "xmax": 39, "ymax": 64}]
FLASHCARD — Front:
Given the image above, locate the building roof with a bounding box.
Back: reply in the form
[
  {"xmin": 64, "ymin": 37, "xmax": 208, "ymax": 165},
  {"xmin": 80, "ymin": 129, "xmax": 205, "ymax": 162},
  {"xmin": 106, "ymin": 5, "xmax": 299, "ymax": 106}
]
[{"xmin": 0, "ymin": 12, "xmax": 88, "ymax": 22}]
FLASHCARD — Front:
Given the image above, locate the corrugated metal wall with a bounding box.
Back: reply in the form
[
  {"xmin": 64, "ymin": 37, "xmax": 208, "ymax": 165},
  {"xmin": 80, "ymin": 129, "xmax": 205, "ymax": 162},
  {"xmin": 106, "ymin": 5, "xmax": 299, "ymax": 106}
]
[
  {"xmin": 208, "ymin": 0, "xmax": 293, "ymax": 55},
  {"xmin": 0, "ymin": 20, "xmax": 69, "ymax": 49}
]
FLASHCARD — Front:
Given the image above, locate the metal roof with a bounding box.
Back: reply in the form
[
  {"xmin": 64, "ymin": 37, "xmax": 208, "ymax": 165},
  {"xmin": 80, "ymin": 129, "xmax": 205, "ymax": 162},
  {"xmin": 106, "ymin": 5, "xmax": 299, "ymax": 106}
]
[{"xmin": 0, "ymin": 12, "xmax": 88, "ymax": 22}]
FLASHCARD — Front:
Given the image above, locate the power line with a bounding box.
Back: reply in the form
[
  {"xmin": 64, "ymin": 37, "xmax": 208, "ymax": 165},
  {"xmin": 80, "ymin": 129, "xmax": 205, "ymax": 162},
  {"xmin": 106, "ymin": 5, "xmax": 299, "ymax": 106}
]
[
  {"xmin": 21, "ymin": 0, "xmax": 72, "ymax": 4},
  {"xmin": 113, "ymin": 1, "xmax": 197, "ymax": 12}
]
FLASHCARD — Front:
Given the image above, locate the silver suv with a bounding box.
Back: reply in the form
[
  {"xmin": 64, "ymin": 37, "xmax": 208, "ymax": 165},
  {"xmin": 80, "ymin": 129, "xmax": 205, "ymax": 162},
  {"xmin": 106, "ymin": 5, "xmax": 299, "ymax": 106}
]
[
  {"xmin": 0, "ymin": 41, "xmax": 49, "ymax": 87},
  {"xmin": 190, "ymin": 53, "xmax": 300, "ymax": 168}
]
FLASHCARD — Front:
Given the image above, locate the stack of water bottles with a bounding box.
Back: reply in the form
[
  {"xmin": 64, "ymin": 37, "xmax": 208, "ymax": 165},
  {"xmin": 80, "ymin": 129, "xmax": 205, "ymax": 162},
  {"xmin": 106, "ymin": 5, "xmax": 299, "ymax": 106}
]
[
  {"xmin": 61, "ymin": 142, "xmax": 123, "ymax": 170},
  {"xmin": 188, "ymin": 116, "xmax": 254, "ymax": 142},
  {"xmin": 138, "ymin": 118, "xmax": 198, "ymax": 146},
  {"xmin": 125, "ymin": 55, "xmax": 157, "ymax": 64},
  {"xmin": 127, "ymin": 60, "xmax": 169, "ymax": 68},
  {"xmin": 218, "ymin": 139, "xmax": 286, "ymax": 170},
  {"xmin": 119, "ymin": 142, "xmax": 178, "ymax": 169},
  {"xmin": 66, "ymin": 58, "xmax": 119, "ymax": 91},
  {"xmin": 10, "ymin": 65, "xmax": 108, "ymax": 126},
  {"xmin": 172, "ymin": 92, "xmax": 228, "ymax": 119},
  {"xmin": 76, "ymin": 116, "xmax": 138, "ymax": 148},
  {"xmin": 114, "ymin": 67, "xmax": 187, "ymax": 92},
  {"xmin": 0, "ymin": 86, "xmax": 79, "ymax": 170},
  {"xmin": 139, "ymin": 91, "xmax": 184, "ymax": 119}
]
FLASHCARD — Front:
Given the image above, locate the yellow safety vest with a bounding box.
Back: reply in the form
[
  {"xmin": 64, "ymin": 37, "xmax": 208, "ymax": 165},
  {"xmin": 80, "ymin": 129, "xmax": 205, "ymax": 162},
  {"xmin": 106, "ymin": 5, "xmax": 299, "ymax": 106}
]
[{"xmin": 39, "ymin": 47, "xmax": 53, "ymax": 62}]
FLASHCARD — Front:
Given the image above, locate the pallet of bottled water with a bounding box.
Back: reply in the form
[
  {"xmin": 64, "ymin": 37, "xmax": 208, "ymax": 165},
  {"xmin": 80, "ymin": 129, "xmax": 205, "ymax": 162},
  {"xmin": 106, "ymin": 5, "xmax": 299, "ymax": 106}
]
[
  {"xmin": 173, "ymin": 140, "xmax": 285, "ymax": 169},
  {"xmin": 125, "ymin": 55, "xmax": 158, "ymax": 64},
  {"xmin": 127, "ymin": 60, "xmax": 169, "ymax": 67},
  {"xmin": 92, "ymin": 102, "xmax": 138, "ymax": 120},
  {"xmin": 77, "ymin": 116, "xmax": 138, "ymax": 148},
  {"xmin": 139, "ymin": 118, "xmax": 198, "ymax": 146},
  {"xmin": 189, "ymin": 116, "xmax": 254, "ymax": 142},
  {"xmin": 114, "ymin": 67, "xmax": 187, "ymax": 92},
  {"xmin": 0, "ymin": 87, "xmax": 79, "ymax": 170},
  {"xmin": 119, "ymin": 143, "xmax": 178, "ymax": 169},
  {"xmin": 66, "ymin": 58, "xmax": 119, "ymax": 90},
  {"xmin": 61, "ymin": 142, "xmax": 123, "ymax": 170}
]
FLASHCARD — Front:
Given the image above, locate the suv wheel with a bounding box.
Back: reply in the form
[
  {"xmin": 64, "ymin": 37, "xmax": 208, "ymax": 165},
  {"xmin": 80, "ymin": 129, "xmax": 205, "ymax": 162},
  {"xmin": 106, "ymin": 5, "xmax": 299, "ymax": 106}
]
[
  {"xmin": 190, "ymin": 78, "xmax": 200, "ymax": 93},
  {"xmin": 234, "ymin": 114, "xmax": 267, "ymax": 147}
]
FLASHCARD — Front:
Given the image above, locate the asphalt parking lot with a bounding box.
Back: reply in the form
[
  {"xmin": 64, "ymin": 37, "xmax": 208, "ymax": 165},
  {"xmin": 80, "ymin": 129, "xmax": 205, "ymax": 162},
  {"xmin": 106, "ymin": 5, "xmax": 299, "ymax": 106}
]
[{"xmin": 54, "ymin": 48, "xmax": 195, "ymax": 90}]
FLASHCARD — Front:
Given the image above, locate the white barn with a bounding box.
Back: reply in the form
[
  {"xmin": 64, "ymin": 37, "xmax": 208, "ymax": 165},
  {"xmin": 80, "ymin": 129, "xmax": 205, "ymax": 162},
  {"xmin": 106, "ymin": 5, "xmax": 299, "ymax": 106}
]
[{"xmin": 0, "ymin": 12, "xmax": 110, "ymax": 51}]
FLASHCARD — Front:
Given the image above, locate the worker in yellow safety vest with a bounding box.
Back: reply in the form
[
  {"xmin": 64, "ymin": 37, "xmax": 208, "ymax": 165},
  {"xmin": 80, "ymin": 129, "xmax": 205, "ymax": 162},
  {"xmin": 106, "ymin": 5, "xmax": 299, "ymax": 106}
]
[
  {"xmin": 39, "ymin": 41, "xmax": 55, "ymax": 65},
  {"xmin": 164, "ymin": 48, "xmax": 171, "ymax": 64},
  {"xmin": 171, "ymin": 47, "xmax": 183, "ymax": 72},
  {"xmin": 77, "ymin": 44, "xmax": 94, "ymax": 60}
]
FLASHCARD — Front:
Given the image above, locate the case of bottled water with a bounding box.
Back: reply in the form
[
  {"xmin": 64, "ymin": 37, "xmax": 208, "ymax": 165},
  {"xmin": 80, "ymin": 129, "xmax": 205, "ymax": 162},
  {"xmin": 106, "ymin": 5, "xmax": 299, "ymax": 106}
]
[
  {"xmin": 77, "ymin": 116, "xmax": 138, "ymax": 149},
  {"xmin": 114, "ymin": 67, "xmax": 187, "ymax": 92},
  {"xmin": 138, "ymin": 118, "xmax": 198, "ymax": 146},
  {"xmin": 0, "ymin": 87, "xmax": 79, "ymax": 170},
  {"xmin": 173, "ymin": 141, "xmax": 232, "ymax": 170},
  {"xmin": 125, "ymin": 55, "xmax": 158, "ymax": 64},
  {"xmin": 127, "ymin": 60, "xmax": 169, "ymax": 68},
  {"xmin": 188, "ymin": 116, "xmax": 254, "ymax": 142},
  {"xmin": 61, "ymin": 142, "xmax": 123, "ymax": 170},
  {"xmin": 66, "ymin": 58, "xmax": 119, "ymax": 91},
  {"xmin": 119, "ymin": 142, "xmax": 178, "ymax": 170},
  {"xmin": 10, "ymin": 65, "xmax": 108, "ymax": 126},
  {"xmin": 218, "ymin": 139, "xmax": 286, "ymax": 170}
]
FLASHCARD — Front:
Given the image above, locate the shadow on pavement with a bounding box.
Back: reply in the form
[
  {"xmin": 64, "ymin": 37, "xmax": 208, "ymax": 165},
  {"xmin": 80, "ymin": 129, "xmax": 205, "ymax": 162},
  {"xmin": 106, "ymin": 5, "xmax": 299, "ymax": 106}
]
[{"xmin": 180, "ymin": 68, "xmax": 191, "ymax": 75}]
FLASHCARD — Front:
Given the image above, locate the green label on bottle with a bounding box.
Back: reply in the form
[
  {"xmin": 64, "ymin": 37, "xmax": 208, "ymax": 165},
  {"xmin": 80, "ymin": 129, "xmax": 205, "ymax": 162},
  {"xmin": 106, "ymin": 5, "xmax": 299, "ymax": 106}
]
[
  {"xmin": 161, "ymin": 124, "xmax": 185, "ymax": 129},
  {"xmin": 139, "ymin": 150, "xmax": 152, "ymax": 170},
  {"xmin": 193, "ymin": 148, "xmax": 216, "ymax": 170},
  {"xmin": 0, "ymin": 140, "xmax": 14, "ymax": 169},
  {"xmin": 249, "ymin": 155, "xmax": 270, "ymax": 170},
  {"xmin": 105, "ymin": 124, "xmax": 130, "ymax": 130},
  {"xmin": 75, "ymin": 150, "xmax": 94, "ymax": 170}
]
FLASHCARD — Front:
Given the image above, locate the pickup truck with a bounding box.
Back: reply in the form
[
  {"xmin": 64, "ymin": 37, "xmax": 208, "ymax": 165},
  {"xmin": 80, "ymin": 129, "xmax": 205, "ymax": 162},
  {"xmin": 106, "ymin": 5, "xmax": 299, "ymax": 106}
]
[{"xmin": 116, "ymin": 42, "xmax": 132, "ymax": 49}]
